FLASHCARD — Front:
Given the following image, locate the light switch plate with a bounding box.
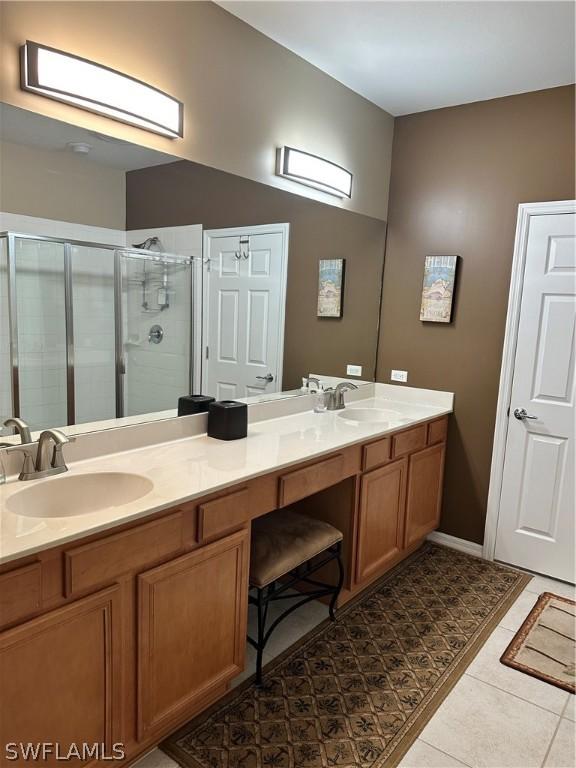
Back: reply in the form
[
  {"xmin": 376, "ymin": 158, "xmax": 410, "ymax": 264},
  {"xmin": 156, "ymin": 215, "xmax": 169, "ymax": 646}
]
[
  {"xmin": 346, "ymin": 364, "xmax": 363, "ymax": 377},
  {"xmin": 391, "ymin": 369, "xmax": 408, "ymax": 383}
]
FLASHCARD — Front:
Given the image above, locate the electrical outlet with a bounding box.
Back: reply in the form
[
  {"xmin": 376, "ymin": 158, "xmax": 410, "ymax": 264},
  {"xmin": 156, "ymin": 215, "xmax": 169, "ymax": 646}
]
[
  {"xmin": 391, "ymin": 369, "xmax": 408, "ymax": 383},
  {"xmin": 346, "ymin": 364, "xmax": 362, "ymax": 377}
]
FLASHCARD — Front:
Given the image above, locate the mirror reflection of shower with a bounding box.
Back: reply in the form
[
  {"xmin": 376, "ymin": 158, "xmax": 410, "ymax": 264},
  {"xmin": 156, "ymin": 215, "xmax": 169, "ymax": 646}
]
[
  {"xmin": 116, "ymin": 244, "xmax": 193, "ymax": 419},
  {"xmin": 130, "ymin": 239, "xmax": 172, "ymax": 313},
  {"xmin": 0, "ymin": 230, "xmax": 197, "ymax": 434}
]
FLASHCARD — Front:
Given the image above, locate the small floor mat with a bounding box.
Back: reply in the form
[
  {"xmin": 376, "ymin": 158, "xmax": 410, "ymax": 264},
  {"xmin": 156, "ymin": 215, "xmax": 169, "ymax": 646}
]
[
  {"xmin": 500, "ymin": 591, "xmax": 575, "ymax": 694},
  {"xmin": 162, "ymin": 544, "xmax": 530, "ymax": 768}
]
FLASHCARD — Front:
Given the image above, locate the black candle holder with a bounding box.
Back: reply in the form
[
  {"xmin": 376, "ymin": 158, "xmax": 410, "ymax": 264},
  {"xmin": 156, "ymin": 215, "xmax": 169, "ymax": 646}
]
[
  {"xmin": 207, "ymin": 400, "xmax": 248, "ymax": 440},
  {"xmin": 178, "ymin": 395, "xmax": 215, "ymax": 416}
]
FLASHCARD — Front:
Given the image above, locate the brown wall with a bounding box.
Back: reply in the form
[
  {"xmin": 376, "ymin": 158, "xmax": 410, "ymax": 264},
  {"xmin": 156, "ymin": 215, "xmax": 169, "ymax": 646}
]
[
  {"xmin": 1, "ymin": 1, "xmax": 394, "ymax": 219},
  {"xmin": 377, "ymin": 85, "xmax": 576, "ymax": 545},
  {"xmin": 126, "ymin": 161, "xmax": 387, "ymax": 389},
  {"xmin": 0, "ymin": 140, "xmax": 126, "ymax": 229}
]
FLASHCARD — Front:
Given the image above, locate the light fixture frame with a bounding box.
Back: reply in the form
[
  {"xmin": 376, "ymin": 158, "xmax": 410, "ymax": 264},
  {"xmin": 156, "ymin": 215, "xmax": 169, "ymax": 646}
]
[
  {"xmin": 20, "ymin": 40, "xmax": 184, "ymax": 139},
  {"xmin": 277, "ymin": 146, "xmax": 353, "ymax": 199}
]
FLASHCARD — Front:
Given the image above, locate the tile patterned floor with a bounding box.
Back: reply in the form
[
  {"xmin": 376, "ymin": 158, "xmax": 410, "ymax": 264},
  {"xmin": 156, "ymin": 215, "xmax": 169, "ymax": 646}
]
[{"xmin": 133, "ymin": 566, "xmax": 575, "ymax": 768}]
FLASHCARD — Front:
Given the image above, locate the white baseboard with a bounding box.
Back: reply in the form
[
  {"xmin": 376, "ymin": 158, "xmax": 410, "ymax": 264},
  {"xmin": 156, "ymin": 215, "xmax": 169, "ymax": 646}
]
[{"xmin": 427, "ymin": 531, "xmax": 484, "ymax": 558}]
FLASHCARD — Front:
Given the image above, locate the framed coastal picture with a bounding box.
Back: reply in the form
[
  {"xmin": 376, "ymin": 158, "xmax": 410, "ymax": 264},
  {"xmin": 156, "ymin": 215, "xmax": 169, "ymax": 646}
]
[
  {"xmin": 317, "ymin": 259, "xmax": 345, "ymax": 318},
  {"xmin": 420, "ymin": 255, "xmax": 459, "ymax": 323}
]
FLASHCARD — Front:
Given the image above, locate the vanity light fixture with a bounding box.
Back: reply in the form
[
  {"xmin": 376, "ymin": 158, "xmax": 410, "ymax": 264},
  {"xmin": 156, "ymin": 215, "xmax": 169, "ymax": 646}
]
[
  {"xmin": 277, "ymin": 146, "xmax": 353, "ymax": 198},
  {"xmin": 20, "ymin": 41, "xmax": 183, "ymax": 138}
]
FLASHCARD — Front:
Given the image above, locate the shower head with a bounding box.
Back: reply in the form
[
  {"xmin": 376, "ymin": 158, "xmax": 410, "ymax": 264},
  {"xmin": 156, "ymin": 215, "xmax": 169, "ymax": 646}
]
[{"xmin": 132, "ymin": 236, "xmax": 161, "ymax": 250}]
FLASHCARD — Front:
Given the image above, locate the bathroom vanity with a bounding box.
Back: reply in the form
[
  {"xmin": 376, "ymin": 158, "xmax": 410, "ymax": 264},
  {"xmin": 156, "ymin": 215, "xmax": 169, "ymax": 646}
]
[{"xmin": 0, "ymin": 385, "xmax": 452, "ymax": 766}]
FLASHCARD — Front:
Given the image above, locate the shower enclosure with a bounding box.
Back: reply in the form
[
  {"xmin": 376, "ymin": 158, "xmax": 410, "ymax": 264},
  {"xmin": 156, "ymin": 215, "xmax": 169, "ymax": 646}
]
[{"xmin": 0, "ymin": 232, "xmax": 194, "ymax": 434}]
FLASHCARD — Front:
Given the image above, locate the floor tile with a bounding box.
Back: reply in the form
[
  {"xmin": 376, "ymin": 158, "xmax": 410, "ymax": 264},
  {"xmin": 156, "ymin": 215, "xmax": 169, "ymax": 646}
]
[
  {"xmin": 499, "ymin": 589, "xmax": 539, "ymax": 632},
  {"xmin": 419, "ymin": 675, "xmax": 559, "ymax": 768},
  {"xmin": 563, "ymin": 696, "xmax": 575, "ymax": 722},
  {"xmin": 465, "ymin": 625, "xmax": 569, "ymax": 714},
  {"xmin": 263, "ymin": 612, "xmax": 321, "ymax": 658},
  {"xmin": 232, "ymin": 643, "xmax": 259, "ymax": 687},
  {"xmin": 247, "ymin": 595, "xmax": 327, "ymax": 660},
  {"xmin": 131, "ymin": 748, "xmax": 179, "ymax": 768},
  {"xmin": 399, "ymin": 739, "xmax": 470, "ymax": 767},
  {"xmin": 524, "ymin": 575, "xmax": 576, "ymax": 601},
  {"xmin": 544, "ymin": 718, "xmax": 576, "ymax": 767}
]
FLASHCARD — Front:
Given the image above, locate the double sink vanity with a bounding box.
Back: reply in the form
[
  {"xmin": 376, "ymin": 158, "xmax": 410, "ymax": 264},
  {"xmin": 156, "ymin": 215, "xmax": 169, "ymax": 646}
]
[{"xmin": 0, "ymin": 383, "xmax": 453, "ymax": 766}]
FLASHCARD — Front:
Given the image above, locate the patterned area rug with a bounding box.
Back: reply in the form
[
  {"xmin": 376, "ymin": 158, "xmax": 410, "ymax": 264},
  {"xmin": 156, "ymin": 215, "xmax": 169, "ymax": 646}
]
[
  {"xmin": 163, "ymin": 544, "xmax": 530, "ymax": 768},
  {"xmin": 500, "ymin": 591, "xmax": 575, "ymax": 693}
]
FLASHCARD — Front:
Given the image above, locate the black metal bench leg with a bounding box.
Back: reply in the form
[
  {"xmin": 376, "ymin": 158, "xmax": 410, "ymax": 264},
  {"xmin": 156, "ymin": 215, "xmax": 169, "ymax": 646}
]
[
  {"xmin": 255, "ymin": 586, "xmax": 266, "ymax": 687},
  {"xmin": 329, "ymin": 543, "xmax": 345, "ymax": 621}
]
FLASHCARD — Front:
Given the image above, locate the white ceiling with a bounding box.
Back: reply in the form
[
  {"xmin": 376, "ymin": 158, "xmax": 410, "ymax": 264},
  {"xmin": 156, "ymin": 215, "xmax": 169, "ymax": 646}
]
[
  {"xmin": 0, "ymin": 104, "xmax": 177, "ymax": 171},
  {"xmin": 219, "ymin": 1, "xmax": 575, "ymax": 115}
]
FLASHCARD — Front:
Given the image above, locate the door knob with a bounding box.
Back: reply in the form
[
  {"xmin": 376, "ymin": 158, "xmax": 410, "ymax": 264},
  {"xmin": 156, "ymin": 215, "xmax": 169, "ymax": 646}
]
[
  {"xmin": 256, "ymin": 373, "xmax": 274, "ymax": 383},
  {"xmin": 513, "ymin": 408, "xmax": 537, "ymax": 421}
]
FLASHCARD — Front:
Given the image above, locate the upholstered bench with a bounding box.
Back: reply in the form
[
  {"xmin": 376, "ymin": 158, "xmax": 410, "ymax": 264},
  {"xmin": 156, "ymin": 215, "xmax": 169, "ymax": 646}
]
[{"xmin": 247, "ymin": 508, "xmax": 344, "ymax": 684}]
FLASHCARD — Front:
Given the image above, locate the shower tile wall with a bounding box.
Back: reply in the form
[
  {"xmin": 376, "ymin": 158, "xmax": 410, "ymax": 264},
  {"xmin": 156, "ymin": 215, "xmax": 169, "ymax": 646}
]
[{"xmin": 124, "ymin": 226, "xmax": 202, "ymax": 416}]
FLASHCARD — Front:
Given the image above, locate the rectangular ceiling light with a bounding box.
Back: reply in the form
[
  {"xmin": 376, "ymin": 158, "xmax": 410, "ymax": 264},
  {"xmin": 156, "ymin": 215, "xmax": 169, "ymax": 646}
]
[
  {"xmin": 277, "ymin": 146, "xmax": 353, "ymax": 198},
  {"xmin": 20, "ymin": 41, "xmax": 183, "ymax": 138}
]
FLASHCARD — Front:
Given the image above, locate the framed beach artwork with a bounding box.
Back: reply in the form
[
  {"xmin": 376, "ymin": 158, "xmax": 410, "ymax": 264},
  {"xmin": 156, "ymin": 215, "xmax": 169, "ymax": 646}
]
[
  {"xmin": 420, "ymin": 255, "xmax": 459, "ymax": 323},
  {"xmin": 317, "ymin": 259, "xmax": 345, "ymax": 318}
]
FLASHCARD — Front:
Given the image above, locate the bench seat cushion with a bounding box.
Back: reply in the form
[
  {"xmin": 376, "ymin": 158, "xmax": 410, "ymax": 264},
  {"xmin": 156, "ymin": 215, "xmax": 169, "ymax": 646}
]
[{"xmin": 250, "ymin": 509, "xmax": 343, "ymax": 588}]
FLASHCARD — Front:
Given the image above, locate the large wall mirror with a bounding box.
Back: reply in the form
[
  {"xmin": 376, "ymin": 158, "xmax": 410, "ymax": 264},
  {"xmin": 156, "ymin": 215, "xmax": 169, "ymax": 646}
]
[{"xmin": 0, "ymin": 104, "xmax": 387, "ymax": 436}]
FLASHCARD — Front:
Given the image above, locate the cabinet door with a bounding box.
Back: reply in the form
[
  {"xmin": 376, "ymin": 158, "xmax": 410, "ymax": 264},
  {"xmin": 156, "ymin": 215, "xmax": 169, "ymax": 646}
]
[
  {"xmin": 0, "ymin": 586, "xmax": 121, "ymax": 767},
  {"xmin": 137, "ymin": 528, "xmax": 249, "ymax": 740},
  {"xmin": 356, "ymin": 459, "xmax": 407, "ymax": 584},
  {"xmin": 405, "ymin": 443, "xmax": 446, "ymax": 548}
]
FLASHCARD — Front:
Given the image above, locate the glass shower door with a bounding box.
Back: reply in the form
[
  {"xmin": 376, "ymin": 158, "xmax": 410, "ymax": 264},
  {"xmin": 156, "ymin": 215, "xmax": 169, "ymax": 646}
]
[
  {"xmin": 70, "ymin": 244, "xmax": 116, "ymax": 425},
  {"xmin": 0, "ymin": 237, "xmax": 12, "ymax": 434},
  {"xmin": 14, "ymin": 236, "xmax": 68, "ymax": 431},
  {"xmin": 119, "ymin": 252, "xmax": 192, "ymax": 417}
]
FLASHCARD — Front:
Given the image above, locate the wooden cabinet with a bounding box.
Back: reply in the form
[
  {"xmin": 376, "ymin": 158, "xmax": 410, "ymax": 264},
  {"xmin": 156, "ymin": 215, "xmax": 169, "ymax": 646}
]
[
  {"xmin": 137, "ymin": 528, "xmax": 249, "ymax": 740},
  {"xmin": 0, "ymin": 413, "xmax": 447, "ymax": 765},
  {"xmin": 404, "ymin": 443, "xmax": 446, "ymax": 548},
  {"xmin": 356, "ymin": 459, "xmax": 407, "ymax": 584},
  {"xmin": 0, "ymin": 586, "xmax": 121, "ymax": 766}
]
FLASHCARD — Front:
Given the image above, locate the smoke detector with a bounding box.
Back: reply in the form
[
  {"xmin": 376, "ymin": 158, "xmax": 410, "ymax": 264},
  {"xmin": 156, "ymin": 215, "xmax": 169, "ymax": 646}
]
[{"xmin": 66, "ymin": 141, "xmax": 93, "ymax": 154}]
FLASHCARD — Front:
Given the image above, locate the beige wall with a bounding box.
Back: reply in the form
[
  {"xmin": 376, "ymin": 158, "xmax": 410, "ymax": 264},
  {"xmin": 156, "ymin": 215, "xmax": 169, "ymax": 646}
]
[
  {"xmin": 0, "ymin": 1, "xmax": 394, "ymax": 221},
  {"xmin": 377, "ymin": 85, "xmax": 576, "ymax": 545},
  {"xmin": 0, "ymin": 140, "xmax": 126, "ymax": 229}
]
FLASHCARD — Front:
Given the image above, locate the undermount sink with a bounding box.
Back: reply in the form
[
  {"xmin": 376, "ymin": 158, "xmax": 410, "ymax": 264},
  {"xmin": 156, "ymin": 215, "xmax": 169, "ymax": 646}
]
[
  {"xmin": 6, "ymin": 472, "xmax": 154, "ymax": 518},
  {"xmin": 338, "ymin": 407, "xmax": 401, "ymax": 424}
]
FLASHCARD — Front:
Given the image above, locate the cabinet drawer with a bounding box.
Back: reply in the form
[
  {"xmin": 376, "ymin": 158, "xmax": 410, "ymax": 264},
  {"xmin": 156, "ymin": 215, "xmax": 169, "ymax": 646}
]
[
  {"xmin": 392, "ymin": 425, "xmax": 427, "ymax": 458},
  {"xmin": 428, "ymin": 417, "xmax": 448, "ymax": 445},
  {"xmin": 64, "ymin": 512, "xmax": 184, "ymax": 597},
  {"xmin": 362, "ymin": 437, "xmax": 391, "ymax": 471},
  {"xmin": 198, "ymin": 488, "xmax": 250, "ymax": 541},
  {"xmin": 0, "ymin": 563, "xmax": 42, "ymax": 627},
  {"xmin": 279, "ymin": 454, "xmax": 345, "ymax": 507}
]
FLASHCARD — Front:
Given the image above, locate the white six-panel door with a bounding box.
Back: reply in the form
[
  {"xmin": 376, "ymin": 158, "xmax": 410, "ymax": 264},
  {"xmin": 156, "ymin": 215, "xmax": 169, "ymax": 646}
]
[
  {"xmin": 495, "ymin": 209, "xmax": 575, "ymax": 582},
  {"xmin": 202, "ymin": 225, "xmax": 288, "ymax": 400}
]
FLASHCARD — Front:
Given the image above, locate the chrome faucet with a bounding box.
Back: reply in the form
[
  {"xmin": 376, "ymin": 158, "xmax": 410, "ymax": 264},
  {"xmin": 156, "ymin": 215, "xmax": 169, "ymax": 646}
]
[
  {"xmin": 24, "ymin": 429, "xmax": 73, "ymax": 480},
  {"xmin": 0, "ymin": 419, "xmax": 74, "ymax": 482},
  {"xmin": 3, "ymin": 417, "xmax": 33, "ymax": 445},
  {"xmin": 303, "ymin": 376, "xmax": 321, "ymax": 391},
  {"xmin": 325, "ymin": 381, "xmax": 358, "ymax": 411},
  {"xmin": 1, "ymin": 418, "xmax": 35, "ymax": 483}
]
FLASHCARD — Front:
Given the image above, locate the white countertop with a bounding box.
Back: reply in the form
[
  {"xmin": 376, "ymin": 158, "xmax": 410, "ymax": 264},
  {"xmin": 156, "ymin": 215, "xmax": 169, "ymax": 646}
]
[{"xmin": 0, "ymin": 384, "xmax": 453, "ymax": 566}]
